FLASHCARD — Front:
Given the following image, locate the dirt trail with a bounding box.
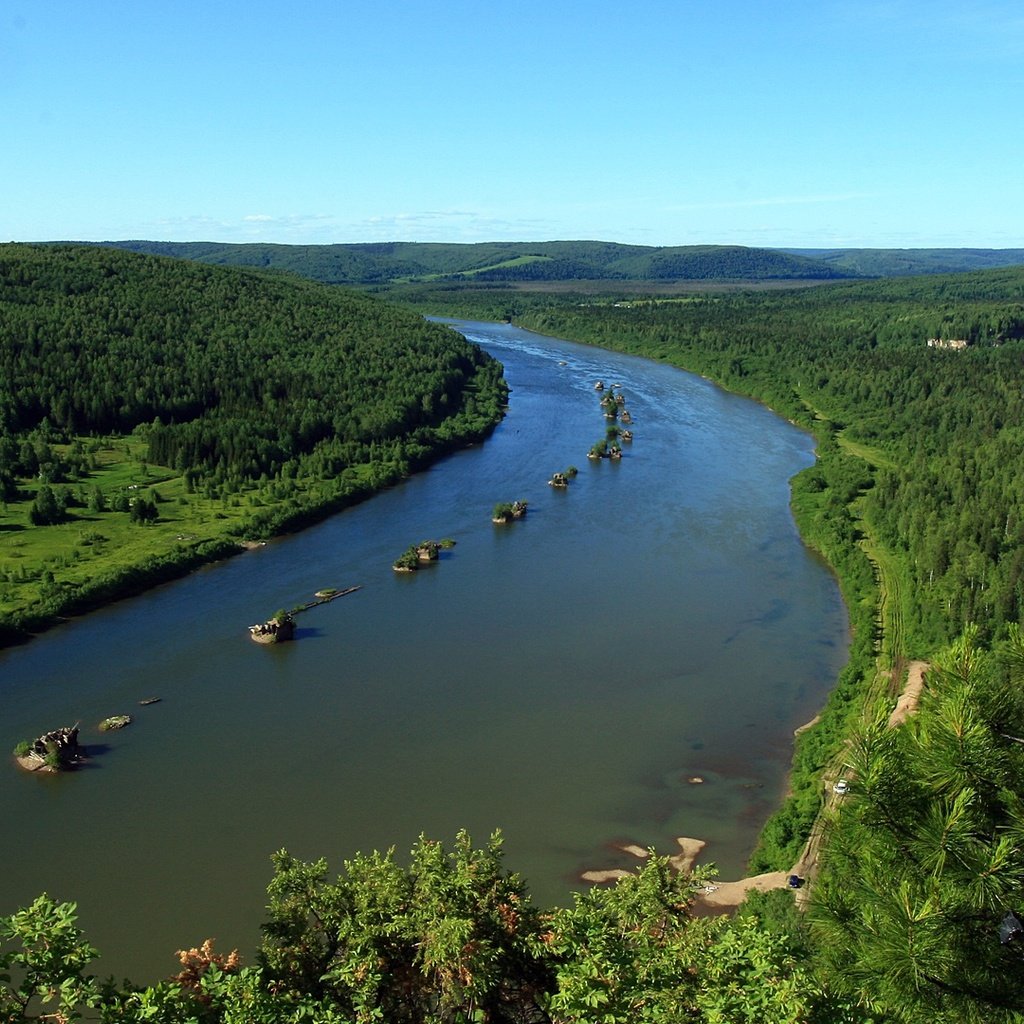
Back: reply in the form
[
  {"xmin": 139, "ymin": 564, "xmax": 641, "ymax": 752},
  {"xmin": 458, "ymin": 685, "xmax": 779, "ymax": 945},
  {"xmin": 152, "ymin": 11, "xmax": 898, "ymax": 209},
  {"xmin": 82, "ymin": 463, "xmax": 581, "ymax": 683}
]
[
  {"xmin": 887, "ymin": 660, "xmax": 929, "ymax": 728},
  {"xmin": 692, "ymin": 661, "xmax": 931, "ymax": 913}
]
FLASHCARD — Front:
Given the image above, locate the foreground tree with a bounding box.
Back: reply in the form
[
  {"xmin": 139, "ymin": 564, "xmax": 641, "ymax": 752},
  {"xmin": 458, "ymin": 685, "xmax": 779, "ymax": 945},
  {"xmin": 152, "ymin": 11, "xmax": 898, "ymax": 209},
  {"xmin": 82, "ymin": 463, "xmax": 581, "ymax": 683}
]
[
  {"xmin": 812, "ymin": 626, "xmax": 1024, "ymax": 1023},
  {"xmin": 543, "ymin": 856, "xmax": 710, "ymax": 1021},
  {"xmin": 2, "ymin": 835, "xmax": 871, "ymax": 1024},
  {"xmin": 260, "ymin": 830, "xmax": 552, "ymax": 1023},
  {"xmin": 0, "ymin": 893, "xmax": 97, "ymax": 1022}
]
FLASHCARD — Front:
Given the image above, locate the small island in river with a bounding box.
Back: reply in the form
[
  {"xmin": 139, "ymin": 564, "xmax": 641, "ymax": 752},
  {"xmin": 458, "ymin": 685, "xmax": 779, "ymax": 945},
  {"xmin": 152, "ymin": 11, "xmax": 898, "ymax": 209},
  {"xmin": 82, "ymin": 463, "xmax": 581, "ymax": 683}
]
[
  {"xmin": 492, "ymin": 500, "xmax": 528, "ymax": 523},
  {"xmin": 14, "ymin": 724, "xmax": 86, "ymax": 773},
  {"xmin": 393, "ymin": 538, "xmax": 456, "ymax": 572},
  {"xmin": 248, "ymin": 587, "xmax": 361, "ymax": 639},
  {"xmin": 249, "ymin": 611, "xmax": 295, "ymax": 644},
  {"xmin": 548, "ymin": 466, "xmax": 579, "ymax": 488},
  {"xmin": 99, "ymin": 715, "xmax": 132, "ymax": 731}
]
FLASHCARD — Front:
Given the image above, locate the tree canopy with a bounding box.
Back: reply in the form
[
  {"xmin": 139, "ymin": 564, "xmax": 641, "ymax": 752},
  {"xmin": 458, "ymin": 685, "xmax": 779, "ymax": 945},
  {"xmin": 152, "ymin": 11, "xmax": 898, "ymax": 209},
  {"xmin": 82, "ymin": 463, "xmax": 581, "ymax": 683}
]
[
  {"xmin": 0, "ymin": 244, "xmax": 504, "ymax": 484},
  {"xmin": 1, "ymin": 832, "xmax": 865, "ymax": 1024},
  {"xmin": 0, "ymin": 244, "xmax": 507, "ymax": 641}
]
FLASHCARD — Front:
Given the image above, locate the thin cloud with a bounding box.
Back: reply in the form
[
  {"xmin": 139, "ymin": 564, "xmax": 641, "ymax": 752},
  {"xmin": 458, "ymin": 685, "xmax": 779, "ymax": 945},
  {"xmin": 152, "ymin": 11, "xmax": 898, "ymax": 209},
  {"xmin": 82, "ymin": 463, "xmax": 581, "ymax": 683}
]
[
  {"xmin": 240, "ymin": 213, "xmax": 335, "ymax": 229},
  {"xmin": 151, "ymin": 209, "xmax": 557, "ymax": 244},
  {"xmin": 357, "ymin": 210, "xmax": 553, "ymax": 242},
  {"xmin": 666, "ymin": 192, "xmax": 875, "ymax": 214},
  {"xmin": 144, "ymin": 213, "xmax": 338, "ymax": 243}
]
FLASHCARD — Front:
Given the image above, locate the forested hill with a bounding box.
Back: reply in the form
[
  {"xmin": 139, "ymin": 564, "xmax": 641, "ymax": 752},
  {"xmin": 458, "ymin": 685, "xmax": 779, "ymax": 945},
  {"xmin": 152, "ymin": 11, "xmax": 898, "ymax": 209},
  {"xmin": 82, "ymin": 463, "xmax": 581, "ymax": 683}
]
[
  {"xmin": 67, "ymin": 239, "xmax": 1024, "ymax": 285},
  {"xmin": 782, "ymin": 247, "xmax": 1024, "ymax": 277},
  {"xmin": 83, "ymin": 239, "xmax": 856, "ymax": 284},
  {"xmin": 0, "ymin": 243, "xmax": 507, "ymax": 639},
  {"xmin": 0, "ymin": 243, "xmax": 503, "ymax": 479}
]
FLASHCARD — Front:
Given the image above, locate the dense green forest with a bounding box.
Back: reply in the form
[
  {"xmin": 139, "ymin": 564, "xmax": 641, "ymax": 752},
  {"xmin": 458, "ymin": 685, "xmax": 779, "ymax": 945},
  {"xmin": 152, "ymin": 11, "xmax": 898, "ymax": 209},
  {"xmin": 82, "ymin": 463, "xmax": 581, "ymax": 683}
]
[
  {"xmin": 89, "ymin": 239, "xmax": 855, "ymax": 284},
  {"xmin": 83, "ymin": 239, "xmax": 1024, "ymax": 286},
  {"xmin": 785, "ymin": 247, "xmax": 1024, "ymax": 277},
  {"xmin": 0, "ymin": 244, "xmax": 507, "ymax": 641}
]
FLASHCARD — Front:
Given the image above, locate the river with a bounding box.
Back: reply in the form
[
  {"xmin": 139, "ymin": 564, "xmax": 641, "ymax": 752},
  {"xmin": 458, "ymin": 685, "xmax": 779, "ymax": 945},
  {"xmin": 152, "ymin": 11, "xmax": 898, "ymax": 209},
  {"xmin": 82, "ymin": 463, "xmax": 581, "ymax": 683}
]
[{"xmin": 0, "ymin": 320, "xmax": 848, "ymax": 981}]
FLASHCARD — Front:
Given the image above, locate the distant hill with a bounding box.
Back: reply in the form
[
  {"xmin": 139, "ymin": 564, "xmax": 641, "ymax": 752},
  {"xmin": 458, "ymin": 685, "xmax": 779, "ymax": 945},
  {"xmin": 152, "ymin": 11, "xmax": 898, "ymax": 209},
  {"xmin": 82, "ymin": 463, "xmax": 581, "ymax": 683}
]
[
  {"xmin": 86, "ymin": 240, "xmax": 858, "ymax": 285},
  {"xmin": 69, "ymin": 240, "xmax": 1024, "ymax": 286},
  {"xmin": 781, "ymin": 248, "xmax": 1024, "ymax": 277}
]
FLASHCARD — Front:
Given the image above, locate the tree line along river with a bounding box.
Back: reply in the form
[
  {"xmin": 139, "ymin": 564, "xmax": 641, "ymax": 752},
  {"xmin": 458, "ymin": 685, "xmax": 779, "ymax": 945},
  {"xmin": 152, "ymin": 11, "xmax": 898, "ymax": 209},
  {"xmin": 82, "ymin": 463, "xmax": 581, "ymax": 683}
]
[{"xmin": 0, "ymin": 320, "xmax": 849, "ymax": 982}]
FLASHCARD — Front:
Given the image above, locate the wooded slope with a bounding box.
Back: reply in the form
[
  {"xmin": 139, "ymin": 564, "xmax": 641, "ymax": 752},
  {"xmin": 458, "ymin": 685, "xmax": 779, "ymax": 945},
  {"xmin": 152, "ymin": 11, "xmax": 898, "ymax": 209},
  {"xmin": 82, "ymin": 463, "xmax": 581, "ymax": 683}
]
[
  {"xmin": 0, "ymin": 244, "xmax": 506, "ymax": 640},
  {"xmin": 79, "ymin": 239, "xmax": 1024, "ymax": 285},
  {"xmin": 89, "ymin": 239, "xmax": 856, "ymax": 283},
  {"xmin": 785, "ymin": 247, "xmax": 1024, "ymax": 277},
  {"xmin": 0, "ymin": 244, "xmax": 503, "ymax": 483}
]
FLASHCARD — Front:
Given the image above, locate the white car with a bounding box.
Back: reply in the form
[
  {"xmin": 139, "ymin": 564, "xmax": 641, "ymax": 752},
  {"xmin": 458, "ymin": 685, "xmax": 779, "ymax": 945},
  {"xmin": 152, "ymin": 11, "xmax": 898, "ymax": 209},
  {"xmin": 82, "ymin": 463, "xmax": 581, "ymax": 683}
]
[{"xmin": 833, "ymin": 779, "xmax": 850, "ymax": 795}]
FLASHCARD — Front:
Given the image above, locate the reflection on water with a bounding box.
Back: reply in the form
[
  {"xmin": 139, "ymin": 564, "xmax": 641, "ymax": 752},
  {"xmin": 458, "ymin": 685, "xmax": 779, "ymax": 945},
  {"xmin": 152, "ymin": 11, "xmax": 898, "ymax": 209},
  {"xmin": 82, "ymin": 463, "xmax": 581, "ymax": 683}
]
[{"xmin": 0, "ymin": 321, "xmax": 847, "ymax": 981}]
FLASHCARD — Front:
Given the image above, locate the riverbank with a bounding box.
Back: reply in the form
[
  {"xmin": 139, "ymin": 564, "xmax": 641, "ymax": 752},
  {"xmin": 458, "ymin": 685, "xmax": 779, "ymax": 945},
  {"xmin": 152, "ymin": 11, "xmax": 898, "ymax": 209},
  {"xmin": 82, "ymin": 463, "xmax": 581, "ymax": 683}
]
[
  {"xmin": 0, "ymin": 382, "xmax": 506, "ymax": 651},
  {"xmin": 581, "ymin": 837, "xmax": 795, "ymax": 915}
]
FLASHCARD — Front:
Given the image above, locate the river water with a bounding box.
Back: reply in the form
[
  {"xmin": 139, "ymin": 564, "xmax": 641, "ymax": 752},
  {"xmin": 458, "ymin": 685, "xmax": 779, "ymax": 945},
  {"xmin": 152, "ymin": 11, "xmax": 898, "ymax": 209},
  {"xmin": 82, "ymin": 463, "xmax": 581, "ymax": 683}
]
[{"xmin": 0, "ymin": 320, "xmax": 848, "ymax": 981}]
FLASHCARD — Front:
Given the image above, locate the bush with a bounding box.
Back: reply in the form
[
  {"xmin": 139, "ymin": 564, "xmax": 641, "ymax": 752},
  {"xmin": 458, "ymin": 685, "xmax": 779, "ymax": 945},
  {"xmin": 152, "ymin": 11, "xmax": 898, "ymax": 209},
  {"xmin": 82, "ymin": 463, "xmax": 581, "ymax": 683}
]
[
  {"xmin": 393, "ymin": 547, "xmax": 420, "ymax": 571},
  {"xmin": 29, "ymin": 485, "xmax": 66, "ymax": 526}
]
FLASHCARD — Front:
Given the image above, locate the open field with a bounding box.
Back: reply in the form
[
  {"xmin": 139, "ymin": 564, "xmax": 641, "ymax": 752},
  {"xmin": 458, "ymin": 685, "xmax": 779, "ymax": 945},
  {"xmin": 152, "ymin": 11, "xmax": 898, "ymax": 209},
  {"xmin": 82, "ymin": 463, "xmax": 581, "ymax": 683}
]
[
  {"xmin": 0, "ymin": 435, "xmax": 385, "ymax": 631},
  {"xmin": 1, "ymin": 438, "xmax": 245, "ymax": 618}
]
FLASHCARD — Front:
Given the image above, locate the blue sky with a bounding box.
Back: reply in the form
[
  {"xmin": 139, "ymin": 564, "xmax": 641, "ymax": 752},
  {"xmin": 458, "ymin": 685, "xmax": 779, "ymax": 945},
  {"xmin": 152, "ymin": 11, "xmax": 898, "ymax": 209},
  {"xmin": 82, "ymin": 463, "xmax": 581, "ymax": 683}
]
[{"xmin": 3, "ymin": 1, "xmax": 1023, "ymax": 247}]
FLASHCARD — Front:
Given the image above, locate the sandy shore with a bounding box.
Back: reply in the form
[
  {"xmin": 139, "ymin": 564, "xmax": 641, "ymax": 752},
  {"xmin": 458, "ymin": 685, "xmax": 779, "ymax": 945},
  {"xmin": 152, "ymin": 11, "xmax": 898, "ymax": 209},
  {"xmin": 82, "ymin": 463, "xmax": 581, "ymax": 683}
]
[
  {"xmin": 582, "ymin": 835, "xmax": 794, "ymax": 913},
  {"xmin": 580, "ymin": 868, "xmax": 634, "ymax": 884},
  {"xmin": 581, "ymin": 836, "xmax": 708, "ymax": 884},
  {"xmin": 619, "ymin": 843, "xmax": 649, "ymax": 859},
  {"xmin": 793, "ymin": 713, "xmax": 821, "ymax": 736},
  {"xmin": 692, "ymin": 871, "xmax": 791, "ymax": 910},
  {"xmin": 669, "ymin": 836, "xmax": 706, "ymax": 874},
  {"xmin": 578, "ymin": 666, "xmax": 936, "ymax": 911}
]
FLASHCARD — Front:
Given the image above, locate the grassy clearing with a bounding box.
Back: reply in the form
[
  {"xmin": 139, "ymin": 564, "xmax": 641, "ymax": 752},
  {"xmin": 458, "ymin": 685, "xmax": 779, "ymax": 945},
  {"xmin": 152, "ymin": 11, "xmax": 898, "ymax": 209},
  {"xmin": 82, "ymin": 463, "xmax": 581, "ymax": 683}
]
[
  {"xmin": 0, "ymin": 435, "xmax": 388, "ymax": 629},
  {"xmin": 797, "ymin": 391, "xmax": 907, "ymax": 662},
  {"xmin": 836, "ymin": 434, "xmax": 897, "ymax": 472},
  {"xmin": 454, "ymin": 255, "xmax": 553, "ymax": 277},
  {"xmin": 0, "ymin": 438, "xmax": 238, "ymax": 617},
  {"xmin": 398, "ymin": 255, "xmax": 554, "ymax": 284}
]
